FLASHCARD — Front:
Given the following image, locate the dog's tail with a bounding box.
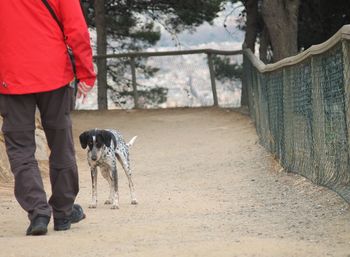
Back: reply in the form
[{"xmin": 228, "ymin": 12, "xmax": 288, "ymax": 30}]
[{"xmin": 127, "ymin": 136, "xmax": 137, "ymax": 147}]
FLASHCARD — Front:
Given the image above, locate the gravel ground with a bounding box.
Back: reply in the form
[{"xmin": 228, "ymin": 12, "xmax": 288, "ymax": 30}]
[{"xmin": 0, "ymin": 108, "xmax": 349, "ymax": 257}]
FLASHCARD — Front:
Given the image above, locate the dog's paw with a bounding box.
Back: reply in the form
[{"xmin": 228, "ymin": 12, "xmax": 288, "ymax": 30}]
[
  {"xmin": 89, "ymin": 203, "xmax": 97, "ymax": 208},
  {"xmin": 104, "ymin": 200, "xmax": 112, "ymax": 205},
  {"xmin": 111, "ymin": 204, "xmax": 119, "ymax": 209},
  {"xmin": 131, "ymin": 199, "xmax": 138, "ymax": 205}
]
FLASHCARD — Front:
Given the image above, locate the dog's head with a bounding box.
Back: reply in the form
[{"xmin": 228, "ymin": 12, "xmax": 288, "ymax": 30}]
[{"xmin": 79, "ymin": 129, "xmax": 115, "ymax": 162}]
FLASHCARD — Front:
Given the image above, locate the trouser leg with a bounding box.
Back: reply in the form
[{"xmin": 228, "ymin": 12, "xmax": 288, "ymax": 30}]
[
  {"xmin": 44, "ymin": 127, "xmax": 79, "ymax": 218},
  {"xmin": 37, "ymin": 85, "xmax": 79, "ymax": 219},
  {"xmin": 4, "ymin": 131, "xmax": 51, "ymax": 220},
  {"xmin": 0, "ymin": 94, "xmax": 51, "ymax": 221}
]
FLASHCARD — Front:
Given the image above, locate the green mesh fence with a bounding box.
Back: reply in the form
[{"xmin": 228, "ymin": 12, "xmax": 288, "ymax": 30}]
[{"xmin": 244, "ymin": 38, "xmax": 350, "ymax": 202}]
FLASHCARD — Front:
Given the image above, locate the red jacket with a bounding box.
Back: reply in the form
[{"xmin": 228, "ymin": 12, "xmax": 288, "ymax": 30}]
[{"xmin": 0, "ymin": 0, "xmax": 96, "ymax": 94}]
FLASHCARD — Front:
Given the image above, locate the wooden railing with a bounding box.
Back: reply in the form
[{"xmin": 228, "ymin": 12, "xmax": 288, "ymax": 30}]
[{"xmin": 93, "ymin": 49, "xmax": 242, "ymax": 109}]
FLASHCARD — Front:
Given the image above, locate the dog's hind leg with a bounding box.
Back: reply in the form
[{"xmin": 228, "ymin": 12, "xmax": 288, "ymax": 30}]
[
  {"xmin": 101, "ymin": 166, "xmax": 117, "ymax": 207},
  {"xmin": 117, "ymin": 155, "xmax": 137, "ymax": 205},
  {"xmin": 110, "ymin": 165, "xmax": 120, "ymax": 209},
  {"xmin": 89, "ymin": 166, "xmax": 98, "ymax": 208}
]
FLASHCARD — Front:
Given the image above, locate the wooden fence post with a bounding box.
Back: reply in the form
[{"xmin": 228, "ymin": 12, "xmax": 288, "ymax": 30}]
[
  {"xmin": 130, "ymin": 57, "xmax": 139, "ymax": 109},
  {"xmin": 207, "ymin": 53, "xmax": 218, "ymax": 106}
]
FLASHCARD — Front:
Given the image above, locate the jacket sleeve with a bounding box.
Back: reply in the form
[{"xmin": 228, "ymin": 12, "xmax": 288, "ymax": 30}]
[{"xmin": 59, "ymin": 0, "xmax": 96, "ymax": 87}]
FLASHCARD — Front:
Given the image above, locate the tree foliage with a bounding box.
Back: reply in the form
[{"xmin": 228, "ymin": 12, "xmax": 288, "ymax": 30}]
[
  {"xmin": 82, "ymin": 0, "xmax": 223, "ymax": 49},
  {"xmin": 298, "ymin": 0, "xmax": 350, "ymax": 50},
  {"xmin": 212, "ymin": 56, "xmax": 242, "ymax": 82}
]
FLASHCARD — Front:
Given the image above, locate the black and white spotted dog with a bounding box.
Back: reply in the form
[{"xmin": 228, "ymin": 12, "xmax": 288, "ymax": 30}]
[{"xmin": 79, "ymin": 129, "xmax": 138, "ymax": 209}]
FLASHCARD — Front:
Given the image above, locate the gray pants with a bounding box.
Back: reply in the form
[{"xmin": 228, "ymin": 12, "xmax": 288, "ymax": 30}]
[{"xmin": 0, "ymin": 86, "xmax": 79, "ymax": 220}]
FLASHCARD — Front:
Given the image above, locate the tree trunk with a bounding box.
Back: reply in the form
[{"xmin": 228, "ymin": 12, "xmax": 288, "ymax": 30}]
[
  {"xmin": 94, "ymin": 0, "xmax": 108, "ymax": 110},
  {"xmin": 241, "ymin": 0, "xmax": 259, "ymax": 107},
  {"xmin": 261, "ymin": 0, "xmax": 300, "ymax": 61},
  {"xmin": 259, "ymin": 25, "xmax": 270, "ymax": 63},
  {"xmin": 243, "ymin": 0, "xmax": 259, "ymax": 52}
]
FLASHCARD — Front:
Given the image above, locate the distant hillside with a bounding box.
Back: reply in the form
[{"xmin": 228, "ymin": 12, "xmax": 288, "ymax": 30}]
[{"xmin": 76, "ymin": 2, "xmax": 244, "ymax": 110}]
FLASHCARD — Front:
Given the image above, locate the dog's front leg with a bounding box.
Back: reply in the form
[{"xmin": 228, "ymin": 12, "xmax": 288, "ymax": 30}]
[
  {"xmin": 100, "ymin": 167, "xmax": 114, "ymax": 205},
  {"xmin": 111, "ymin": 165, "xmax": 119, "ymax": 209},
  {"xmin": 89, "ymin": 166, "xmax": 98, "ymax": 208}
]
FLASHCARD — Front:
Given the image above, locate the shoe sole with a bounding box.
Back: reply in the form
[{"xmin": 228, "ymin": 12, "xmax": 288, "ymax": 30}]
[
  {"xmin": 54, "ymin": 223, "xmax": 71, "ymax": 231},
  {"xmin": 29, "ymin": 226, "xmax": 48, "ymax": 236}
]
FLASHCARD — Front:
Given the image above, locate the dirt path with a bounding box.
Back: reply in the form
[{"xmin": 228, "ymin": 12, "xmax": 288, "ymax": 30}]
[{"xmin": 0, "ymin": 108, "xmax": 350, "ymax": 257}]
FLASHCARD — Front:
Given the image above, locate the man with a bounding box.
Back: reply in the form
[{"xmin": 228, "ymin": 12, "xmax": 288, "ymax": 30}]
[{"xmin": 0, "ymin": 0, "xmax": 96, "ymax": 235}]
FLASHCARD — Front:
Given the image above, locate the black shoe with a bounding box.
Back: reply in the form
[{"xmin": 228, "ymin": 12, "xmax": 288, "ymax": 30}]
[
  {"xmin": 54, "ymin": 204, "xmax": 86, "ymax": 231},
  {"xmin": 70, "ymin": 204, "xmax": 86, "ymax": 224},
  {"xmin": 53, "ymin": 218, "xmax": 71, "ymax": 231},
  {"xmin": 26, "ymin": 215, "xmax": 50, "ymax": 236}
]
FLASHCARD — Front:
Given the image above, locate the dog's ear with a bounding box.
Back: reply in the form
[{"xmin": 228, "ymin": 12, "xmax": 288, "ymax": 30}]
[
  {"xmin": 101, "ymin": 130, "xmax": 113, "ymax": 147},
  {"xmin": 79, "ymin": 131, "xmax": 89, "ymax": 149}
]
